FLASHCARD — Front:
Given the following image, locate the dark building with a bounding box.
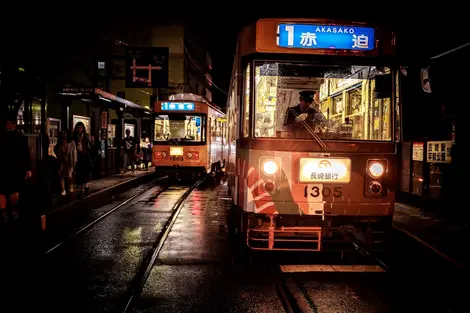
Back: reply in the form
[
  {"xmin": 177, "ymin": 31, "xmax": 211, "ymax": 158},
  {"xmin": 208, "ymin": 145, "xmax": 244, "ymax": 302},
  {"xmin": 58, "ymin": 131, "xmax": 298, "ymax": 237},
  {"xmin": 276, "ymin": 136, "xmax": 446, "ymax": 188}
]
[
  {"xmin": 398, "ymin": 42, "xmax": 466, "ymax": 219},
  {"xmin": 43, "ymin": 18, "xmax": 213, "ymax": 177}
]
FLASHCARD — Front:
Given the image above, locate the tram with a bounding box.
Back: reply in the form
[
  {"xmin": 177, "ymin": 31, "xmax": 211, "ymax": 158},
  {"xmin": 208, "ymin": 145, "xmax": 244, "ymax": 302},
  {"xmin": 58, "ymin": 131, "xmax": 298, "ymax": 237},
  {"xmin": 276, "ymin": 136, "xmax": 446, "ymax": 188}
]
[
  {"xmin": 227, "ymin": 18, "xmax": 399, "ymax": 252},
  {"xmin": 152, "ymin": 93, "xmax": 227, "ymax": 179}
]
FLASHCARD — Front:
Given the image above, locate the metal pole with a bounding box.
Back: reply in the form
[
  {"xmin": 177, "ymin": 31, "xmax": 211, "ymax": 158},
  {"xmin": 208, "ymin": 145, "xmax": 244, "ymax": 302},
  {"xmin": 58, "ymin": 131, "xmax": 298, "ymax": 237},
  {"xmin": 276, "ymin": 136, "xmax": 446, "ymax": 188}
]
[
  {"xmin": 40, "ymin": 87, "xmax": 47, "ymax": 161},
  {"xmin": 39, "ymin": 76, "xmax": 48, "ymax": 231}
]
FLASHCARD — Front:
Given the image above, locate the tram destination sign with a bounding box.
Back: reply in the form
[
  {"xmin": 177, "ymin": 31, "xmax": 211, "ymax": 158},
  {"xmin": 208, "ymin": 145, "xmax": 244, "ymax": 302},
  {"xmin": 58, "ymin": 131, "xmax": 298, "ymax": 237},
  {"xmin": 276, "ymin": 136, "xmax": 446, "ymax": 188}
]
[
  {"xmin": 277, "ymin": 23, "xmax": 375, "ymax": 51},
  {"xmin": 161, "ymin": 102, "xmax": 195, "ymax": 111}
]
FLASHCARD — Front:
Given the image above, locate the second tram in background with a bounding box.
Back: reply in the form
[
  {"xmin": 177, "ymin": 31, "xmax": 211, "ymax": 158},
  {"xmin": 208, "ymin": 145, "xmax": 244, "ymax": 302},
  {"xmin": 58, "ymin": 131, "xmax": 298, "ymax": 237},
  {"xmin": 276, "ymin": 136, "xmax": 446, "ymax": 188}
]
[
  {"xmin": 152, "ymin": 93, "xmax": 227, "ymax": 179},
  {"xmin": 226, "ymin": 18, "xmax": 400, "ymax": 252}
]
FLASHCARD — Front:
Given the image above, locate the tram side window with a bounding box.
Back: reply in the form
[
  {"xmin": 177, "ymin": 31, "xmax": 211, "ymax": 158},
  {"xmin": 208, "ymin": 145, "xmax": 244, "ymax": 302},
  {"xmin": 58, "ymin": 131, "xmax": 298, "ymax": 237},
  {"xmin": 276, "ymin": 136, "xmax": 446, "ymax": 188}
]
[
  {"xmin": 242, "ymin": 64, "xmax": 250, "ymax": 137},
  {"xmin": 253, "ymin": 61, "xmax": 393, "ymax": 141}
]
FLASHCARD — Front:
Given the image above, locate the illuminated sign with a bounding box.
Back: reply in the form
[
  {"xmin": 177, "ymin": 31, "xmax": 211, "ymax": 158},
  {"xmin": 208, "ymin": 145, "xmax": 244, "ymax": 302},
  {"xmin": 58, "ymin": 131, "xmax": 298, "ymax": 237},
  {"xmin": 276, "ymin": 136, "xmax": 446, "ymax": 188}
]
[
  {"xmin": 170, "ymin": 146, "xmax": 184, "ymax": 156},
  {"xmin": 412, "ymin": 142, "xmax": 424, "ymax": 161},
  {"xmin": 161, "ymin": 102, "xmax": 195, "ymax": 111},
  {"xmin": 299, "ymin": 158, "xmax": 351, "ymax": 183},
  {"xmin": 277, "ymin": 24, "xmax": 375, "ymax": 51},
  {"xmin": 427, "ymin": 141, "xmax": 452, "ymax": 163}
]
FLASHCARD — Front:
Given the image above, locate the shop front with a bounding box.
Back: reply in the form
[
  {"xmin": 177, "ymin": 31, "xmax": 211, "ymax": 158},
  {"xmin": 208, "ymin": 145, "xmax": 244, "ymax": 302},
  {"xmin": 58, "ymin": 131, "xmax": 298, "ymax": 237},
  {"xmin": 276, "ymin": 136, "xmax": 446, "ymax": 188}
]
[
  {"xmin": 399, "ymin": 139, "xmax": 453, "ymax": 208},
  {"xmin": 398, "ymin": 64, "xmax": 457, "ymax": 212},
  {"xmin": 1, "ymin": 64, "xmax": 46, "ymax": 187},
  {"xmin": 94, "ymin": 88, "xmax": 149, "ymax": 176}
]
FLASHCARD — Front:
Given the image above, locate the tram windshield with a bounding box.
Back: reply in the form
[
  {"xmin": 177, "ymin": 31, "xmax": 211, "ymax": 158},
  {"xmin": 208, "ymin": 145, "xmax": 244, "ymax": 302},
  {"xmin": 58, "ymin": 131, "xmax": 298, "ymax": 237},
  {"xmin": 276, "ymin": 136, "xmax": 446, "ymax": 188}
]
[
  {"xmin": 154, "ymin": 114, "xmax": 205, "ymax": 144},
  {"xmin": 253, "ymin": 61, "xmax": 393, "ymax": 141}
]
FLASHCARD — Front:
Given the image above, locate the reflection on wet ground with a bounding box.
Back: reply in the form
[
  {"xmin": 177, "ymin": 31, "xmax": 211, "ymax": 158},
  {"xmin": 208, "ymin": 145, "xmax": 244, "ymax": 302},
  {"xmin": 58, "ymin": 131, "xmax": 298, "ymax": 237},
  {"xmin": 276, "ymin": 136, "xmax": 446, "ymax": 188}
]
[
  {"xmin": 4, "ymin": 176, "xmax": 468, "ymax": 313},
  {"xmin": 133, "ymin": 178, "xmax": 468, "ymax": 313}
]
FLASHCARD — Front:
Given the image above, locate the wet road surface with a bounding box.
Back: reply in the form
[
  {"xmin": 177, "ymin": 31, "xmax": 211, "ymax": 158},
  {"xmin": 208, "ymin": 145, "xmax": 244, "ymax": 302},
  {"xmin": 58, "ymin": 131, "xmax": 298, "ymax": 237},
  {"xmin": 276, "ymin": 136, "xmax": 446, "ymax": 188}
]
[
  {"xmin": 131, "ymin": 183, "xmax": 285, "ymax": 313},
  {"xmin": 133, "ymin": 180, "xmax": 470, "ymax": 313},
  {"xmin": 3, "ymin": 178, "xmax": 469, "ymax": 313},
  {"xmin": 10, "ymin": 183, "xmax": 189, "ymax": 312}
]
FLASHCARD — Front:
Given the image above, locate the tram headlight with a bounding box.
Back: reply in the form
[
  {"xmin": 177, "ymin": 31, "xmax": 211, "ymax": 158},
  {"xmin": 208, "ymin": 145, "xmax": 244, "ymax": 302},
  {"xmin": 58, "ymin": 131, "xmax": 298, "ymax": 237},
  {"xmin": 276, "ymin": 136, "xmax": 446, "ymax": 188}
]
[
  {"xmin": 368, "ymin": 162, "xmax": 384, "ymax": 178},
  {"xmin": 262, "ymin": 160, "xmax": 278, "ymax": 175},
  {"xmin": 365, "ymin": 159, "xmax": 388, "ymax": 198}
]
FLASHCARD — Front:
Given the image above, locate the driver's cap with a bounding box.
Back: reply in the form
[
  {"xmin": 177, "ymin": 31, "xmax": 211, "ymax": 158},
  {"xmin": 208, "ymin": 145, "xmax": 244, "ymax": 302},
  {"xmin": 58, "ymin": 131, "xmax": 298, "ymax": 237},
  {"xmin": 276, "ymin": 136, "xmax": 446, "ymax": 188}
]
[{"xmin": 299, "ymin": 90, "xmax": 315, "ymax": 102}]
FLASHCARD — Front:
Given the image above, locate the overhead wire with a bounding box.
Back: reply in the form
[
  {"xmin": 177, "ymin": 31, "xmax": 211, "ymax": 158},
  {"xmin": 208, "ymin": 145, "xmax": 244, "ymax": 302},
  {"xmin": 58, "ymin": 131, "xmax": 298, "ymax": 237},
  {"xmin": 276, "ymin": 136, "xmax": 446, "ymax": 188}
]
[{"xmin": 180, "ymin": 38, "xmax": 228, "ymax": 96}]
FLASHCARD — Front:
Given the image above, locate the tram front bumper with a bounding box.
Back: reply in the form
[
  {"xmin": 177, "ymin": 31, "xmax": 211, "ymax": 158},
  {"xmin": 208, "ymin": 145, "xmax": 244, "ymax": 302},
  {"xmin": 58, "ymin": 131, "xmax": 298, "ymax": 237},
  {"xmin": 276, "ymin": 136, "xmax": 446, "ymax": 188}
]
[{"xmin": 244, "ymin": 213, "xmax": 392, "ymax": 252}]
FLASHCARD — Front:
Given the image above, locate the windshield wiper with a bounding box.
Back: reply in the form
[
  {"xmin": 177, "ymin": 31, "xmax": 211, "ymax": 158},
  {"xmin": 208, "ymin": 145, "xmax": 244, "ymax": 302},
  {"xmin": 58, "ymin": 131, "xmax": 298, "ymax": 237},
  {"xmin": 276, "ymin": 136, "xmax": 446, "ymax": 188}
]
[
  {"xmin": 168, "ymin": 138, "xmax": 180, "ymax": 145},
  {"xmin": 289, "ymin": 108, "xmax": 328, "ymax": 151}
]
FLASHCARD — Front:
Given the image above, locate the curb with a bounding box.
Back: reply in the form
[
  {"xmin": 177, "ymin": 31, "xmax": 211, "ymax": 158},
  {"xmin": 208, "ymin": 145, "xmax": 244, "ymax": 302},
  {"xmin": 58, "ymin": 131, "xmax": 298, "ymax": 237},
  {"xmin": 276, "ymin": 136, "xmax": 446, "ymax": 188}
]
[
  {"xmin": 47, "ymin": 171, "xmax": 156, "ymax": 217},
  {"xmin": 41, "ymin": 171, "xmax": 157, "ymax": 233}
]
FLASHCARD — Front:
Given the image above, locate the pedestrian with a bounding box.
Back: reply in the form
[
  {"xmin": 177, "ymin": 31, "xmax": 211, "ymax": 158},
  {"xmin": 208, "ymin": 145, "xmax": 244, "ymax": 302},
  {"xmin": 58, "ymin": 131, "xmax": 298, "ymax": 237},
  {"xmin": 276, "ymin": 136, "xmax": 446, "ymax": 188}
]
[
  {"xmin": 73, "ymin": 122, "xmax": 93, "ymax": 198},
  {"xmin": 122, "ymin": 128, "xmax": 137, "ymax": 175},
  {"xmin": 0, "ymin": 114, "xmax": 32, "ymax": 221},
  {"xmin": 140, "ymin": 136, "xmax": 152, "ymax": 171},
  {"xmin": 54, "ymin": 130, "xmax": 77, "ymax": 196}
]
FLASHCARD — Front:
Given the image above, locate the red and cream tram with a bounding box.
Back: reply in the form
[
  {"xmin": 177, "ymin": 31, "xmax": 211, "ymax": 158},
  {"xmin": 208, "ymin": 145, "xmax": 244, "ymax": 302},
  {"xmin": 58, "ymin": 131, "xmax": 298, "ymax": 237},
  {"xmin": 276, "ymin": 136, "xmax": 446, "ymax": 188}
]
[
  {"xmin": 152, "ymin": 93, "xmax": 226, "ymax": 179},
  {"xmin": 227, "ymin": 19, "xmax": 399, "ymax": 252}
]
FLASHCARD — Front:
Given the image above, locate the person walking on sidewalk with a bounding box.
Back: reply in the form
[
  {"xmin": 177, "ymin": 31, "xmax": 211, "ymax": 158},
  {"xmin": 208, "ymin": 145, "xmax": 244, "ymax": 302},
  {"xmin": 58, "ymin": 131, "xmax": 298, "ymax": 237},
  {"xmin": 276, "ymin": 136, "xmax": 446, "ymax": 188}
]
[
  {"xmin": 122, "ymin": 128, "xmax": 137, "ymax": 176},
  {"xmin": 54, "ymin": 130, "xmax": 77, "ymax": 196},
  {"xmin": 0, "ymin": 114, "xmax": 32, "ymax": 222},
  {"xmin": 73, "ymin": 122, "xmax": 93, "ymax": 198}
]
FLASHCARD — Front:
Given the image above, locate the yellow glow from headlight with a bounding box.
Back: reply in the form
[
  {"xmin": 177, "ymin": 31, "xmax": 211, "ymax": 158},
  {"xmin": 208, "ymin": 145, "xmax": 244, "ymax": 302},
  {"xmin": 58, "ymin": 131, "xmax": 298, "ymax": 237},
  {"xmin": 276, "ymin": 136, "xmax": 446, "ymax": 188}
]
[
  {"xmin": 263, "ymin": 161, "xmax": 278, "ymax": 175},
  {"xmin": 369, "ymin": 162, "xmax": 384, "ymax": 177},
  {"xmin": 170, "ymin": 146, "xmax": 183, "ymax": 156}
]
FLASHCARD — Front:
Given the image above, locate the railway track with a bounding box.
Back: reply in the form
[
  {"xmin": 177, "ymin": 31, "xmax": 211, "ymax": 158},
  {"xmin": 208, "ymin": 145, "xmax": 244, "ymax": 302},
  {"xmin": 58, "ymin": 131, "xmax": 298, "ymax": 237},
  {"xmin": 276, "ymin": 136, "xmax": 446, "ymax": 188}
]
[
  {"xmin": 20, "ymin": 176, "xmax": 206, "ymax": 313},
  {"xmin": 276, "ymin": 275, "xmax": 319, "ymax": 313},
  {"xmin": 116, "ymin": 178, "xmax": 205, "ymax": 313},
  {"xmin": 42, "ymin": 176, "xmax": 170, "ymax": 256},
  {"xmin": 274, "ymin": 235, "xmax": 391, "ymax": 313}
]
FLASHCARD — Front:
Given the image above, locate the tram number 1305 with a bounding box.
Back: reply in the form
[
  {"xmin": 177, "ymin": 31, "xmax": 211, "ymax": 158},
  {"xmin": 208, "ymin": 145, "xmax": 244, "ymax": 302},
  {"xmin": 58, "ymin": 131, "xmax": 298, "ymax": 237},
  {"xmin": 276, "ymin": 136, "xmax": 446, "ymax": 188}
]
[{"xmin": 304, "ymin": 185, "xmax": 343, "ymax": 198}]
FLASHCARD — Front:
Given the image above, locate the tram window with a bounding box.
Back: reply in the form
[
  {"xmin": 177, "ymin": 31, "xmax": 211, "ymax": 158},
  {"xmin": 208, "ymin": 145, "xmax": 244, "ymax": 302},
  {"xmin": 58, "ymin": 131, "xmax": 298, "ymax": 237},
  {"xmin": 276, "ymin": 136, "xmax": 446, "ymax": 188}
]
[
  {"xmin": 242, "ymin": 64, "xmax": 251, "ymax": 137},
  {"xmin": 253, "ymin": 61, "xmax": 393, "ymax": 141},
  {"xmin": 154, "ymin": 114, "xmax": 205, "ymax": 144}
]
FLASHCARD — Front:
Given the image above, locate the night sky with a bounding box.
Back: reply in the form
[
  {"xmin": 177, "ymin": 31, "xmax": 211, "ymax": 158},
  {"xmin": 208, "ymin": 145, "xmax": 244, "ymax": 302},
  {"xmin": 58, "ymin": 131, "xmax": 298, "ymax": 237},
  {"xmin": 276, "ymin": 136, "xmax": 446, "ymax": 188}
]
[{"xmin": 2, "ymin": 8, "xmax": 468, "ymax": 107}]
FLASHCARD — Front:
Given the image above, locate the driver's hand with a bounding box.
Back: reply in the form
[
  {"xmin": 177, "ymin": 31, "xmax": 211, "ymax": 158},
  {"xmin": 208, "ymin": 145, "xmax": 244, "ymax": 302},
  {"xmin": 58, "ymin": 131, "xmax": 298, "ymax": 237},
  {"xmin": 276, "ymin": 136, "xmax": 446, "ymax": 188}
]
[{"xmin": 295, "ymin": 113, "xmax": 308, "ymax": 122}]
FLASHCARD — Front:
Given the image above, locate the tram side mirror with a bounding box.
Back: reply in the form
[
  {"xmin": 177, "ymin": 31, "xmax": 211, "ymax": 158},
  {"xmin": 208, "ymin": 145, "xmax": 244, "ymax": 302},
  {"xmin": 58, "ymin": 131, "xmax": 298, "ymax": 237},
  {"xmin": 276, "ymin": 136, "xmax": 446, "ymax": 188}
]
[
  {"xmin": 374, "ymin": 74, "xmax": 392, "ymax": 99},
  {"xmin": 421, "ymin": 67, "xmax": 432, "ymax": 93}
]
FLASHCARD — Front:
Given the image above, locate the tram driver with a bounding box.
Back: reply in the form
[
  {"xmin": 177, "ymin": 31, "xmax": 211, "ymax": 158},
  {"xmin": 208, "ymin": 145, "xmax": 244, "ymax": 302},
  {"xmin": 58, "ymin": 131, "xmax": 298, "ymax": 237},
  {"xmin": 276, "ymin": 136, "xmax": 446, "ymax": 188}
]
[{"xmin": 283, "ymin": 90, "xmax": 326, "ymax": 136}]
